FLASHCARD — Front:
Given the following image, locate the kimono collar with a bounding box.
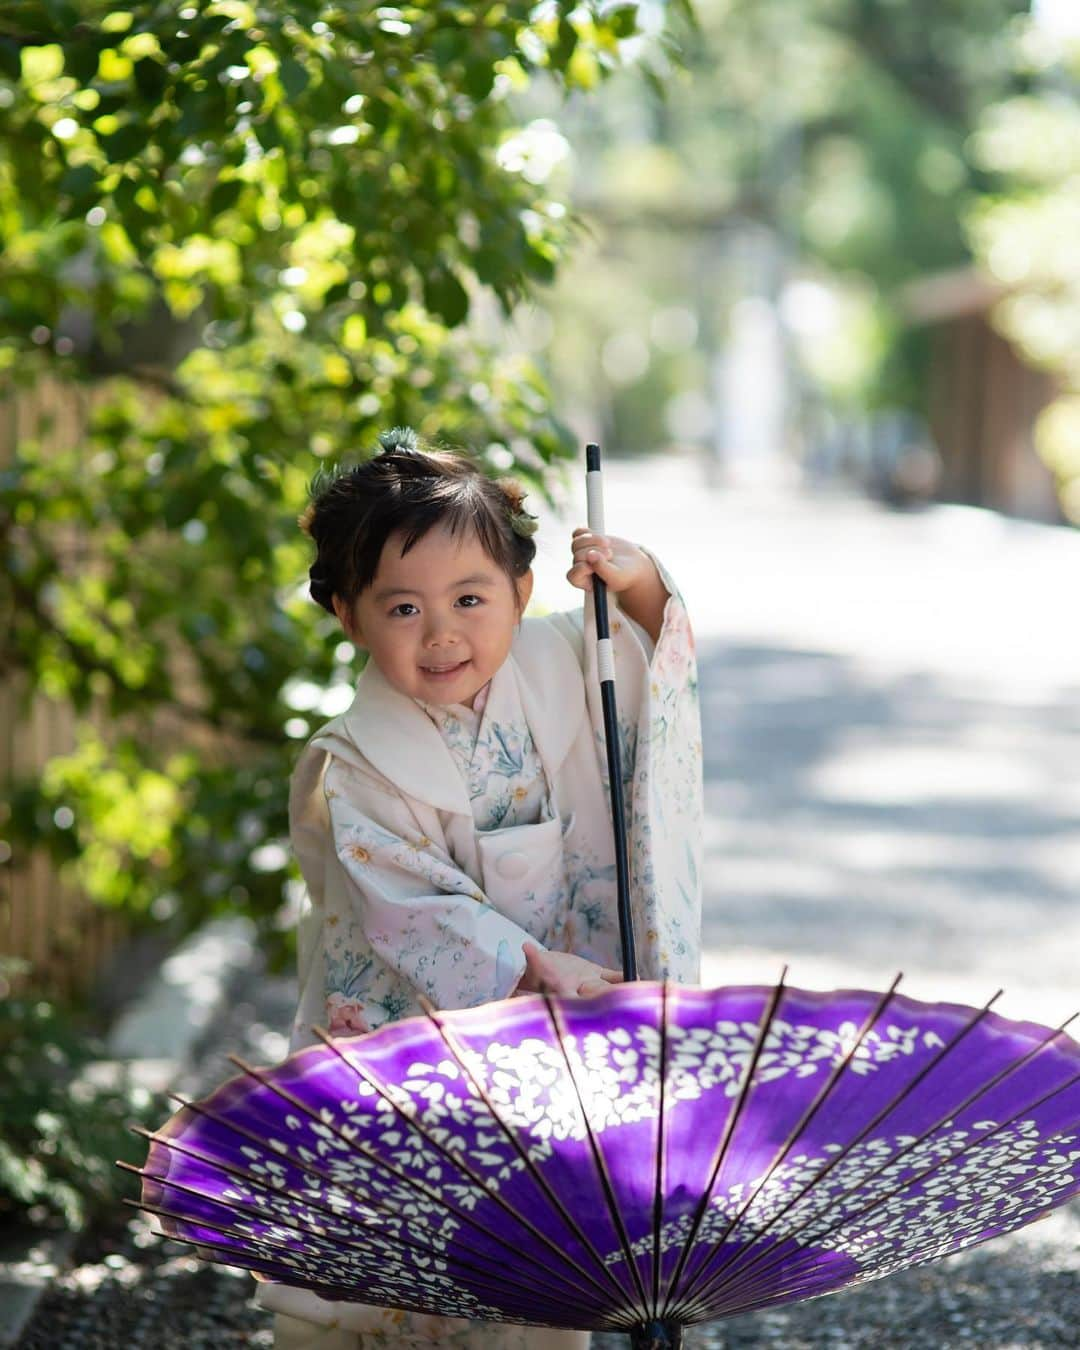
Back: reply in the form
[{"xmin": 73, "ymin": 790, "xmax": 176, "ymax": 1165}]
[{"xmin": 330, "ymin": 614, "xmax": 585, "ymax": 816}]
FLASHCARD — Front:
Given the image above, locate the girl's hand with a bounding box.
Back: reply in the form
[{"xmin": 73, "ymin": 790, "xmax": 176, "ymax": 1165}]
[
  {"xmin": 326, "ymin": 994, "xmax": 371, "ymax": 1037},
  {"xmin": 567, "ymin": 528, "xmax": 652, "ymax": 596},
  {"xmin": 516, "ymin": 941, "xmax": 623, "ymax": 998}
]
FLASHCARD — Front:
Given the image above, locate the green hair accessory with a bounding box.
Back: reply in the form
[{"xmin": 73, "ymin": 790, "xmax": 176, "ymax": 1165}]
[
  {"xmin": 377, "ymin": 426, "xmax": 419, "ymax": 454},
  {"xmin": 509, "ymin": 508, "xmax": 539, "ymax": 539}
]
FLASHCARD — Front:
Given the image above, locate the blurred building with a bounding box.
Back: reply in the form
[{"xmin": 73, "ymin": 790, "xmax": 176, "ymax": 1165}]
[{"xmin": 903, "ymin": 267, "xmax": 1063, "ymax": 524}]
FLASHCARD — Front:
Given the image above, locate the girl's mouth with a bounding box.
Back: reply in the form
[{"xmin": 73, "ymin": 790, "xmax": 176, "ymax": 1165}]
[{"xmin": 421, "ymin": 660, "xmax": 470, "ymax": 679}]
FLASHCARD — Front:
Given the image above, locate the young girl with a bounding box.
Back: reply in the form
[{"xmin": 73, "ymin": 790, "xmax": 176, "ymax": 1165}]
[{"xmin": 258, "ymin": 428, "xmax": 703, "ymax": 1350}]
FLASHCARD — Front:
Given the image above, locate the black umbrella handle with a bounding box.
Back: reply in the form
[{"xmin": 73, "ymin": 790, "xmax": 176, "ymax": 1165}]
[
  {"xmin": 630, "ymin": 1322, "xmax": 684, "ymax": 1349},
  {"xmin": 586, "ymin": 443, "xmax": 638, "ymax": 983}
]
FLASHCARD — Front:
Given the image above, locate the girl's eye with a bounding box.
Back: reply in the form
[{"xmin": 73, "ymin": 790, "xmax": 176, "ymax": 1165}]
[
  {"xmin": 457, "ymin": 595, "xmax": 483, "ymax": 608},
  {"xmin": 390, "ymin": 603, "xmax": 418, "ymax": 617}
]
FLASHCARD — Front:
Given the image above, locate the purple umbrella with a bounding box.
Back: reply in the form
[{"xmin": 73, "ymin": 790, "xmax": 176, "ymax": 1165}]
[{"xmin": 125, "ymin": 976, "xmax": 1080, "ymax": 1348}]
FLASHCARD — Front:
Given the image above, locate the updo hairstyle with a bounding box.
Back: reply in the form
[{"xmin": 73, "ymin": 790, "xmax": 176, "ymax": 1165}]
[{"xmin": 299, "ymin": 428, "xmax": 539, "ymax": 615}]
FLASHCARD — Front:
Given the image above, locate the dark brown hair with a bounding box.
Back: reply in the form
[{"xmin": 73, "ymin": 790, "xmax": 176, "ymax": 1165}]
[{"xmin": 299, "ymin": 433, "xmax": 538, "ymax": 615}]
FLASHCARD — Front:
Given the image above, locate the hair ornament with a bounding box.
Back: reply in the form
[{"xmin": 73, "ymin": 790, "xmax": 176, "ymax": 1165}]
[
  {"xmin": 377, "ymin": 426, "xmax": 419, "ymax": 455},
  {"xmin": 509, "ymin": 508, "xmax": 539, "ymax": 539},
  {"xmin": 308, "ymin": 562, "xmax": 334, "ymax": 610}
]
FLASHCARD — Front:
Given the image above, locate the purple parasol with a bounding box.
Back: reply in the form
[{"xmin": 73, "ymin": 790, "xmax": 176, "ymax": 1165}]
[{"xmin": 126, "ymin": 975, "xmax": 1080, "ymax": 1348}]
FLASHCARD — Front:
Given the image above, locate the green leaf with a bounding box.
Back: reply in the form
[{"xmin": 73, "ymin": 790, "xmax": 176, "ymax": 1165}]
[
  {"xmin": 100, "ymin": 124, "xmax": 150, "ymax": 162},
  {"xmin": 608, "ymin": 7, "xmax": 639, "ymax": 40},
  {"xmin": 422, "ymin": 267, "xmax": 469, "ymax": 326},
  {"xmin": 44, "ymin": 0, "xmax": 79, "ymax": 29},
  {"xmin": 209, "ymin": 177, "xmax": 244, "ymax": 214},
  {"xmin": 279, "ymin": 58, "xmax": 309, "ymax": 99},
  {"xmin": 63, "ymin": 40, "xmax": 100, "ymax": 85},
  {"xmin": 133, "ymin": 57, "xmax": 166, "ymax": 101},
  {"xmin": 431, "ymin": 28, "xmax": 467, "ymax": 69},
  {"xmin": 58, "ymin": 162, "xmax": 98, "ymax": 202},
  {"xmin": 365, "ymin": 96, "xmax": 390, "ymax": 135},
  {"xmin": 464, "ymin": 58, "xmax": 495, "ymax": 102},
  {"xmin": 175, "ymin": 94, "xmax": 208, "ymax": 138},
  {"xmin": 254, "ymin": 114, "xmax": 281, "ymax": 151},
  {"xmin": 553, "ymin": 17, "xmax": 578, "ymax": 69}
]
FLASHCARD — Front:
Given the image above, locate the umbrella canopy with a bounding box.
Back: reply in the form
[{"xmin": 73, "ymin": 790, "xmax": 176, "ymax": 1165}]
[{"xmin": 127, "ymin": 975, "xmax": 1080, "ymax": 1348}]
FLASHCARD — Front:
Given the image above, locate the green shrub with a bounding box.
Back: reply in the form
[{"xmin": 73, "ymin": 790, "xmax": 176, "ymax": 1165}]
[{"xmin": 0, "ymin": 959, "xmax": 166, "ymax": 1231}]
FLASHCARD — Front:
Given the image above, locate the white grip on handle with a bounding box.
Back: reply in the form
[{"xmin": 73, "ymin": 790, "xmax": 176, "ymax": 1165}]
[
  {"xmin": 597, "ymin": 637, "xmax": 615, "ymax": 684},
  {"xmin": 586, "ymin": 469, "xmax": 605, "ymax": 534}
]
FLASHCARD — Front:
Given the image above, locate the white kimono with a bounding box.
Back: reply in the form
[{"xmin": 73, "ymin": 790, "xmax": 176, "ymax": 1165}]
[{"xmin": 258, "ymin": 556, "xmax": 703, "ymax": 1347}]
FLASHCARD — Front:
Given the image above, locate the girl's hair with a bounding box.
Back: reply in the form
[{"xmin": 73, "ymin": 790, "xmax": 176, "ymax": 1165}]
[{"xmin": 299, "ymin": 428, "xmax": 538, "ymax": 615}]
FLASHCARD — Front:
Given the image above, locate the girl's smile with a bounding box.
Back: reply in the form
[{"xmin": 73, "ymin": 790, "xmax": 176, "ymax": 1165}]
[
  {"xmin": 420, "ymin": 658, "xmax": 471, "ymax": 681},
  {"xmin": 335, "ymin": 524, "xmax": 533, "ymax": 707}
]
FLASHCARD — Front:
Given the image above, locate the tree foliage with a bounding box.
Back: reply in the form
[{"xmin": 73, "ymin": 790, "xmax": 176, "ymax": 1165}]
[
  {"xmin": 0, "ymin": 961, "xmax": 166, "ymax": 1228},
  {"xmin": 533, "ymin": 0, "xmax": 1033, "ymax": 450},
  {"xmin": 0, "ymin": 0, "xmax": 657, "ymax": 973}
]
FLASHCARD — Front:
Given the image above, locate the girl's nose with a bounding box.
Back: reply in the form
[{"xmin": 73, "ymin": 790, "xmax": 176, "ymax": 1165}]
[{"xmin": 423, "ymin": 613, "xmax": 459, "ymax": 646}]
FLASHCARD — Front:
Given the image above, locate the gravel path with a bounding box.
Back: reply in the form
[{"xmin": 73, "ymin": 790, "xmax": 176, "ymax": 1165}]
[{"xmin": 15, "ymin": 965, "xmax": 294, "ymax": 1350}]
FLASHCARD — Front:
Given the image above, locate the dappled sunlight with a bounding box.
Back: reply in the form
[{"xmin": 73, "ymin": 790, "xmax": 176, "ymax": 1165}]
[
  {"xmin": 697, "ymin": 635, "xmax": 1080, "ymax": 1016},
  {"xmin": 806, "ymin": 740, "xmax": 1054, "ymax": 805},
  {"xmin": 15, "ymin": 1212, "xmax": 275, "ymax": 1349}
]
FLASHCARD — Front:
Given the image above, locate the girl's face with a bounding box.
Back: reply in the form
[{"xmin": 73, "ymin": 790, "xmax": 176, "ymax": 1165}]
[{"xmin": 334, "ymin": 524, "xmax": 533, "ymax": 707}]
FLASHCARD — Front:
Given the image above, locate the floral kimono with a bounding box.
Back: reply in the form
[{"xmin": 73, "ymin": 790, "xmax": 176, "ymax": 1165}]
[{"xmin": 257, "ymin": 555, "xmax": 703, "ymax": 1348}]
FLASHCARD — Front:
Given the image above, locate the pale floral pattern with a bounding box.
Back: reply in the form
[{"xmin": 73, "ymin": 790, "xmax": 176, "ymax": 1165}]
[
  {"xmin": 652, "ymin": 602, "xmax": 695, "ymax": 687},
  {"xmin": 581, "ymin": 557, "xmax": 703, "ymax": 981},
  {"xmin": 417, "ymin": 676, "xmax": 550, "ymax": 832}
]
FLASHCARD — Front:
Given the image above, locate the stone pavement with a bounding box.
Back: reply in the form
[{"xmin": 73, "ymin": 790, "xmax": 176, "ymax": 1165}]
[{"xmin": 19, "ymin": 456, "xmax": 1080, "ymax": 1347}]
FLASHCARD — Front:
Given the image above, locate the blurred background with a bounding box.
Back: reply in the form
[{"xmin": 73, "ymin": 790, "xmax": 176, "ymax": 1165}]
[
  {"xmin": 520, "ymin": 0, "xmax": 1080, "ymax": 519},
  {"xmin": 1, "ymin": 3, "xmax": 1078, "ymax": 1344}
]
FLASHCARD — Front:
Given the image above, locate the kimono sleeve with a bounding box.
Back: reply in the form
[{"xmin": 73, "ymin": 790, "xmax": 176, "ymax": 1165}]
[
  {"xmin": 548, "ymin": 549, "xmax": 703, "ymax": 983},
  {"xmin": 322, "ymin": 758, "xmax": 535, "ymax": 1008}
]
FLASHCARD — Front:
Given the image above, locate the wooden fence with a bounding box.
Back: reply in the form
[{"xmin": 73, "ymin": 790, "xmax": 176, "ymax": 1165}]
[{"xmin": 1, "ymin": 378, "xmax": 129, "ymax": 1001}]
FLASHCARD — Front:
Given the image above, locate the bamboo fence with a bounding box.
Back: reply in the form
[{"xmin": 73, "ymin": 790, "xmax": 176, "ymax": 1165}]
[{"xmin": 1, "ymin": 377, "xmax": 128, "ymax": 1001}]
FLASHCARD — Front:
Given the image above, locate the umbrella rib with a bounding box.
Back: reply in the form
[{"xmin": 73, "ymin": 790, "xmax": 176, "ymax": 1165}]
[
  {"xmin": 413, "ymin": 997, "xmax": 639, "ymax": 1313},
  {"xmin": 699, "ymin": 1116, "xmax": 1080, "ymax": 1322},
  {"xmin": 122, "ymin": 1192, "xmax": 360, "ymax": 1269},
  {"xmin": 658, "ymin": 969, "xmax": 789, "ymax": 1320},
  {"xmin": 649, "ymin": 980, "xmax": 670, "ymax": 1320},
  {"xmin": 852, "ymin": 1115, "xmax": 1080, "ymax": 1268},
  {"xmin": 542, "ymin": 991, "xmax": 653, "ymax": 1324},
  {"xmin": 156, "ymin": 1086, "xmax": 582, "ymax": 1297},
  {"xmin": 720, "ymin": 1058, "xmax": 1080, "ymax": 1311},
  {"xmin": 208, "ymin": 1055, "xmax": 607, "ymax": 1311},
  {"xmin": 132, "ymin": 1124, "xmax": 436, "ymax": 1235},
  {"xmin": 669, "ymin": 987, "xmax": 1007, "ymax": 1313},
  {"xmin": 121, "ymin": 1197, "xmax": 547, "ymax": 1323},
  {"xmin": 121, "ymin": 1158, "xmax": 408, "ymax": 1252},
  {"xmin": 306, "ymin": 1027, "xmax": 627, "ymax": 1314},
  {"xmin": 673, "ymin": 973, "xmax": 905, "ymax": 1312},
  {"xmin": 678, "ymin": 1005, "xmax": 1077, "ymax": 1316},
  {"xmin": 152, "ymin": 1088, "xmax": 454, "ymax": 1224},
  {"xmin": 132, "ymin": 1119, "xmax": 424, "ymax": 1231},
  {"xmin": 120, "ymin": 1199, "xmax": 299, "ymax": 1276},
  {"xmin": 124, "ymin": 1130, "xmax": 582, "ymax": 1317},
  {"xmin": 121, "ymin": 1165, "xmax": 595, "ymax": 1322}
]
